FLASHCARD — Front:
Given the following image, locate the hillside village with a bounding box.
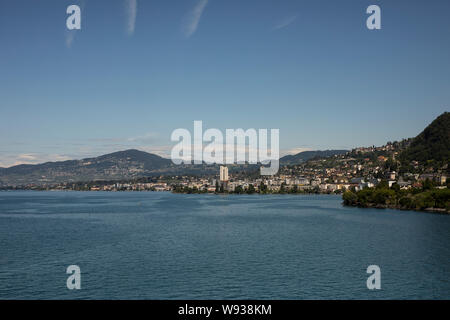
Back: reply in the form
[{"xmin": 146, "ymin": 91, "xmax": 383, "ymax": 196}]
[
  {"xmin": 2, "ymin": 112, "xmax": 449, "ymax": 214},
  {"xmin": 10, "ymin": 139, "xmax": 447, "ymax": 195}
]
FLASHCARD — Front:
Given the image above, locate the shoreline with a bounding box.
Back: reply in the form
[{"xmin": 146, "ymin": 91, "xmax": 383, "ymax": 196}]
[
  {"xmin": 343, "ymin": 203, "xmax": 449, "ymax": 215},
  {"xmin": 0, "ymin": 189, "xmax": 340, "ymax": 196}
]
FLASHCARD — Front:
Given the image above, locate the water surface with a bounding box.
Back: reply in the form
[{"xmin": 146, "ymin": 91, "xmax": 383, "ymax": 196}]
[{"xmin": 0, "ymin": 191, "xmax": 448, "ymax": 299}]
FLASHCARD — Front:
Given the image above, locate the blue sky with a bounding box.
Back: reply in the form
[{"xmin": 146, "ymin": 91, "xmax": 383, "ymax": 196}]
[{"xmin": 0, "ymin": 0, "xmax": 449, "ymax": 167}]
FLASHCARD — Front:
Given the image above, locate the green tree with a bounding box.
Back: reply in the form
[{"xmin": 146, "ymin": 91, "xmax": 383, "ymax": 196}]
[
  {"xmin": 259, "ymin": 181, "xmax": 268, "ymax": 194},
  {"xmin": 234, "ymin": 185, "xmax": 244, "ymax": 194},
  {"xmin": 422, "ymin": 178, "xmax": 434, "ymax": 191},
  {"xmin": 390, "ymin": 183, "xmax": 400, "ymax": 193},
  {"xmin": 376, "ymin": 180, "xmax": 389, "ymax": 189},
  {"xmin": 343, "ymin": 191, "xmax": 358, "ymax": 205}
]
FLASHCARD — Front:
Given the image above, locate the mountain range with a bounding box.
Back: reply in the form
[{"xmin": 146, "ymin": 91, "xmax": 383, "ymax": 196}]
[
  {"xmin": 0, "ymin": 150, "xmax": 175, "ymax": 186},
  {"xmin": 1, "ymin": 111, "xmax": 448, "ymax": 187},
  {"xmin": 0, "ymin": 149, "xmax": 348, "ymax": 186}
]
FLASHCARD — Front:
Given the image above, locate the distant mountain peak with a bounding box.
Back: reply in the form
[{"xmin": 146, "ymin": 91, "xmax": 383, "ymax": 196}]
[
  {"xmin": 0, "ymin": 149, "xmax": 172, "ymax": 186},
  {"xmin": 97, "ymin": 149, "xmax": 165, "ymax": 159}
]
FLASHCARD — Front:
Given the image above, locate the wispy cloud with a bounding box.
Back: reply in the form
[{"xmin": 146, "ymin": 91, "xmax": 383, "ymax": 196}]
[
  {"xmin": 182, "ymin": 0, "xmax": 209, "ymax": 38},
  {"xmin": 125, "ymin": 0, "xmax": 138, "ymax": 35},
  {"xmin": 273, "ymin": 15, "xmax": 297, "ymax": 30},
  {"xmin": 281, "ymin": 147, "xmax": 312, "ymax": 157},
  {"xmin": 0, "ymin": 153, "xmax": 72, "ymax": 167},
  {"xmin": 127, "ymin": 132, "xmax": 159, "ymax": 144},
  {"xmin": 17, "ymin": 154, "xmax": 37, "ymax": 161},
  {"xmin": 139, "ymin": 145, "xmax": 172, "ymax": 158},
  {"xmin": 65, "ymin": 31, "xmax": 76, "ymax": 48}
]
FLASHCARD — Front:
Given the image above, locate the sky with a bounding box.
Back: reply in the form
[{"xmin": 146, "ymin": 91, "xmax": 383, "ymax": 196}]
[{"xmin": 0, "ymin": 0, "xmax": 449, "ymax": 167}]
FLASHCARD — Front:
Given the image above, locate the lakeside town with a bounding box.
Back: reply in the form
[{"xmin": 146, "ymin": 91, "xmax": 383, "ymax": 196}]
[
  {"xmin": 1, "ymin": 111, "xmax": 449, "ymax": 213},
  {"xmin": 4, "ymin": 141, "xmax": 447, "ymax": 195}
]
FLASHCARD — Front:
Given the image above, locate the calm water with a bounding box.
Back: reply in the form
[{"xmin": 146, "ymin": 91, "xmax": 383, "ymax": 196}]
[{"xmin": 0, "ymin": 191, "xmax": 448, "ymax": 300}]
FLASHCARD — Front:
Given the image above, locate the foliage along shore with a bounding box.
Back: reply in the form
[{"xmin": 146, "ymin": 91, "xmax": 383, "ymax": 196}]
[
  {"xmin": 172, "ymin": 182, "xmax": 328, "ymax": 195},
  {"xmin": 342, "ymin": 180, "xmax": 450, "ymax": 214}
]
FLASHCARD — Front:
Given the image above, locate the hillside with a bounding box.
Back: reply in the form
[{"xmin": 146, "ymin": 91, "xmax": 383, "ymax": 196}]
[
  {"xmin": 0, "ymin": 148, "xmax": 353, "ymax": 186},
  {"xmin": 0, "ymin": 149, "xmax": 172, "ymax": 186},
  {"xmin": 0, "ymin": 149, "xmax": 262, "ymax": 186},
  {"xmin": 400, "ymin": 112, "xmax": 450, "ymax": 165},
  {"xmin": 280, "ymin": 150, "xmax": 349, "ymax": 165}
]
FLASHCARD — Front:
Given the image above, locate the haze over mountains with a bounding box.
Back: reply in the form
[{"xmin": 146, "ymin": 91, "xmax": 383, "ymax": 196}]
[
  {"xmin": 0, "ymin": 149, "xmax": 348, "ymax": 186},
  {"xmin": 1, "ymin": 111, "xmax": 448, "ymax": 187}
]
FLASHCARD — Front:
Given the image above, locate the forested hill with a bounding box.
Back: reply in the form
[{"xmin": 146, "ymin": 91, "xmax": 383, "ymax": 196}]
[
  {"xmin": 280, "ymin": 150, "xmax": 349, "ymax": 165},
  {"xmin": 400, "ymin": 112, "xmax": 450, "ymax": 165}
]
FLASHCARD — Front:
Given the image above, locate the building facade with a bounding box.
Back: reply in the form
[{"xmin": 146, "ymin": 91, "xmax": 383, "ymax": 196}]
[{"xmin": 220, "ymin": 166, "xmax": 229, "ymax": 182}]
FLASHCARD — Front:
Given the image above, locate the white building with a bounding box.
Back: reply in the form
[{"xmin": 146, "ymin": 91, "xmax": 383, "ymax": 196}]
[
  {"xmin": 296, "ymin": 177, "xmax": 310, "ymax": 185},
  {"xmin": 387, "ymin": 171, "xmax": 396, "ymax": 180},
  {"xmin": 356, "ymin": 182, "xmax": 375, "ymax": 191},
  {"xmin": 220, "ymin": 166, "xmax": 229, "ymax": 182}
]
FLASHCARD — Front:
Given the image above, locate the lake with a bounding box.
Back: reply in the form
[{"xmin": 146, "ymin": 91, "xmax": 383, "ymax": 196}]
[{"xmin": 0, "ymin": 191, "xmax": 448, "ymax": 299}]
